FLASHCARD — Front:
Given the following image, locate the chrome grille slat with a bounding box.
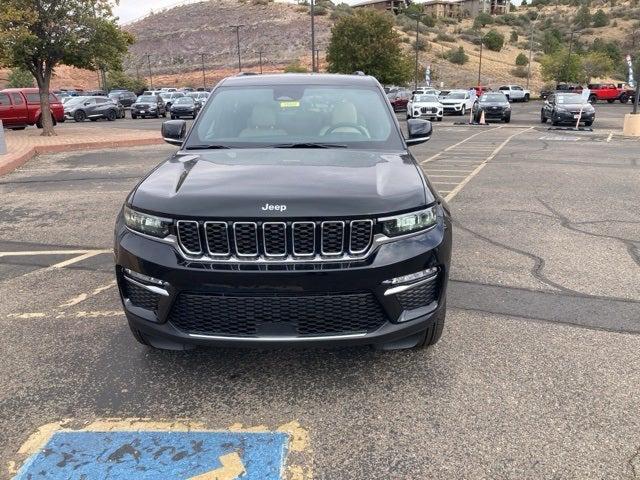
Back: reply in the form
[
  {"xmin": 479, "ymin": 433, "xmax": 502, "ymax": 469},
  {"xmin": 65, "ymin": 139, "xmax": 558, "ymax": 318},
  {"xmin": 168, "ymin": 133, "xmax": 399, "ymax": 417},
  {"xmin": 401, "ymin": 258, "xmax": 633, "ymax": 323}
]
[{"xmin": 176, "ymin": 219, "xmax": 373, "ymax": 261}]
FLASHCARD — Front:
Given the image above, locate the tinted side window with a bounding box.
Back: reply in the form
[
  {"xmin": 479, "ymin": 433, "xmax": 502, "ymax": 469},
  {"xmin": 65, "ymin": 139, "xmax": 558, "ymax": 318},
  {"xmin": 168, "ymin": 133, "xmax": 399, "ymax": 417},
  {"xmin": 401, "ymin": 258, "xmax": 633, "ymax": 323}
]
[
  {"xmin": 26, "ymin": 93, "xmax": 40, "ymax": 104},
  {"xmin": 11, "ymin": 93, "xmax": 24, "ymax": 105},
  {"xmin": 0, "ymin": 93, "xmax": 10, "ymax": 106}
]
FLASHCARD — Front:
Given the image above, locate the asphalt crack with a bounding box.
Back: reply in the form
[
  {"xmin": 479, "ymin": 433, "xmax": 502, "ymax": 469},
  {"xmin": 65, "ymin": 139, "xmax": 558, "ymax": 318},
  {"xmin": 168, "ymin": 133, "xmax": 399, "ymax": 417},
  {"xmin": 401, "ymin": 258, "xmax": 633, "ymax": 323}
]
[{"xmin": 629, "ymin": 445, "xmax": 640, "ymax": 479}]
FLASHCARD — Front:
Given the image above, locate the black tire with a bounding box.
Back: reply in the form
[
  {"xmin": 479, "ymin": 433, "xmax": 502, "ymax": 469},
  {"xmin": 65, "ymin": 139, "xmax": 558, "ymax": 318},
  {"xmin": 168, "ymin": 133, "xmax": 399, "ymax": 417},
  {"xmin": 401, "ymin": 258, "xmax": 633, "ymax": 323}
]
[
  {"xmin": 551, "ymin": 117, "xmax": 559, "ymax": 126},
  {"xmin": 412, "ymin": 302, "xmax": 446, "ymax": 349},
  {"xmin": 460, "ymin": 105, "xmax": 466, "ymax": 116},
  {"xmin": 620, "ymin": 94, "xmax": 629, "ymax": 104},
  {"xmin": 607, "ymin": 99, "xmax": 615, "ymax": 104},
  {"xmin": 588, "ymin": 94, "xmax": 597, "ymax": 104},
  {"xmin": 90, "ymin": 118, "xmax": 98, "ymax": 122},
  {"xmin": 11, "ymin": 126, "xmax": 26, "ymax": 130},
  {"xmin": 193, "ymin": 113, "xmax": 197, "ymax": 119},
  {"xmin": 162, "ymin": 111, "xmax": 166, "ymax": 118},
  {"xmin": 131, "ymin": 114, "xmax": 137, "ymax": 119},
  {"xmin": 540, "ymin": 110, "xmax": 547, "ymax": 123},
  {"xmin": 107, "ymin": 110, "xmax": 117, "ymax": 121},
  {"xmin": 584, "ymin": 120, "xmax": 593, "ymax": 126},
  {"xmin": 171, "ymin": 115, "xmax": 176, "ymax": 119},
  {"xmin": 74, "ymin": 110, "xmax": 86, "ymax": 122},
  {"xmin": 504, "ymin": 115, "xmax": 511, "ymax": 123},
  {"xmin": 505, "ymin": 95, "xmax": 510, "ymax": 102},
  {"xmin": 524, "ymin": 94, "xmax": 530, "ymax": 102},
  {"xmin": 437, "ymin": 117, "xmax": 443, "ymax": 122}
]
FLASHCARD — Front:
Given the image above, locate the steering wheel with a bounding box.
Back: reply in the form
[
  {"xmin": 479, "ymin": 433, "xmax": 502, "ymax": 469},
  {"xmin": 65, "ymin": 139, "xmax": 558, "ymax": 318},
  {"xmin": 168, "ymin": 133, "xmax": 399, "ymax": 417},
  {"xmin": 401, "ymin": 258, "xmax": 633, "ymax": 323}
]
[{"xmin": 324, "ymin": 123, "xmax": 369, "ymax": 137}]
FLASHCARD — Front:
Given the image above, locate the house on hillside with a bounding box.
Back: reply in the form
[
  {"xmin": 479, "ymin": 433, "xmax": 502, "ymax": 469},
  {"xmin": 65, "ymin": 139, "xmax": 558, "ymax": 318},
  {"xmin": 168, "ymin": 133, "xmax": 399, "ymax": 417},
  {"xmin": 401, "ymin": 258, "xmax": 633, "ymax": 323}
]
[{"xmin": 353, "ymin": 0, "xmax": 509, "ymax": 17}]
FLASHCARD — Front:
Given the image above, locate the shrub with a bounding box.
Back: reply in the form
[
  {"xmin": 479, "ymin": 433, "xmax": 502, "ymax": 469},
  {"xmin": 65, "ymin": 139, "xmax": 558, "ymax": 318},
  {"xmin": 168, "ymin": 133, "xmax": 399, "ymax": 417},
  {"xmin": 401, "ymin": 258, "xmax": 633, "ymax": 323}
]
[
  {"xmin": 284, "ymin": 61, "xmax": 308, "ymax": 73},
  {"xmin": 7, "ymin": 67, "xmax": 34, "ymax": 88},
  {"xmin": 515, "ymin": 52, "xmax": 529, "ymax": 65},
  {"xmin": 592, "ymin": 9, "xmax": 609, "ymax": 26},
  {"xmin": 447, "ymin": 46, "xmax": 468, "ymax": 64},
  {"xmin": 510, "ymin": 30, "xmax": 519, "ymax": 42},
  {"xmin": 413, "ymin": 37, "xmax": 430, "ymax": 51},
  {"xmin": 511, "ymin": 66, "xmax": 529, "ymax": 78},
  {"xmin": 474, "ymin": 12, "xmax": 494, "ymax": 28},
  {"xmin": 482, "ymin": 29, "xmax": 505, "ymax": 51},
  {"xmin": 436, "ymin": 31, "xmax": 455, "ymax": 42}
]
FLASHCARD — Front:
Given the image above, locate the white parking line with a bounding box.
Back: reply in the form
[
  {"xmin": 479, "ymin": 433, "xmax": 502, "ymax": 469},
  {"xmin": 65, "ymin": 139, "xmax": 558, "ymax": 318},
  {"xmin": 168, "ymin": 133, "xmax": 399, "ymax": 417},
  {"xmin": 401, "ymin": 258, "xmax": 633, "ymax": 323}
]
[
  {"xmin": 48, "ymin": 250, "xmax": 111, "ymax": 270},
  {"xmin": 0, "ymin": 250, "xmax": 92, "ymax": 257},
  {"xmin": 444, "ymin": 127, "xmax": 533, "ymax": 202},
  {"xmin": 58, "ymin": 281, "xmax": 117, "ymax": 308},
  {"xmin": 420, "ymin": 126, "xmax": 502, "ymax": 164}
]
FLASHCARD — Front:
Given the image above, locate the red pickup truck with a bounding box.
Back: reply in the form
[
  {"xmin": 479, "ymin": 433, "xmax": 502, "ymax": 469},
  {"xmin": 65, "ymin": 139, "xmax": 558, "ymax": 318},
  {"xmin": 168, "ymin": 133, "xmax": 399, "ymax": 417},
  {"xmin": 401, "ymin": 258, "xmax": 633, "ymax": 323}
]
[
  {"xmin": 587, "ymin": 83, "xmax": 635, "ymax": 104},
  {"xmin": 0, "ymin": 88, "xmax": 65, "ymax": 130}
]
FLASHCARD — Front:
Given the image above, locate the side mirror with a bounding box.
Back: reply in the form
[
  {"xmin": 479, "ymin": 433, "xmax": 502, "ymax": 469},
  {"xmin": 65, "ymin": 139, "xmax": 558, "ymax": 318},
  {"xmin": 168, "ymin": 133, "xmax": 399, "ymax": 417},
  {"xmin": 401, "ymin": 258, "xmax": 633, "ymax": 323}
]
[
  {"xmin": 161, "ymin": 120, "xmax": 187, "ymax": 146},
  {"xmin": 406, "ymin": 118, "xmax": 432, "ymax": 146}
]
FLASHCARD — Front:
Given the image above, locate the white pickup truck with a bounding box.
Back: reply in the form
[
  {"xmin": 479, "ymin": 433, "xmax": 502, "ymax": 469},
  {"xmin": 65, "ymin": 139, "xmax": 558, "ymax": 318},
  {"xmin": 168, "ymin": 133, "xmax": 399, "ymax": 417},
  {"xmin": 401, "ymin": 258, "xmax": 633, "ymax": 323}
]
[{"xmin": 497, "ymin": 85, "xmax": 531, "ymax": 102}]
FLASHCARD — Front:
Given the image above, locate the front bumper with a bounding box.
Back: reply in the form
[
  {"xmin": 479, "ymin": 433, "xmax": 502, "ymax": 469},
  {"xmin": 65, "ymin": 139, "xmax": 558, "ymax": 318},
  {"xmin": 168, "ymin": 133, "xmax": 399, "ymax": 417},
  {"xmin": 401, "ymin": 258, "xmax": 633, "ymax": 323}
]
[
  {"xmin": 114, "ymin": 209, "xmax": 452, "ymax": 349},
  {"xmin": 442, "ymin": 104, "xmax": 464, "ymax": 114},
  {"xmin": 171, "ymin": 109, "xmax": 195, "ymax": 117},
  {"xmin": 553, "ymin": 111, "xmax": 595, "ymax": 124},
  {"xmin": 411, "ymin": 108, "xmax": 443, "ymax": 119},
  {"xmin": 478, "ymin": 107, "xmax": 510, "ymax": 121}
]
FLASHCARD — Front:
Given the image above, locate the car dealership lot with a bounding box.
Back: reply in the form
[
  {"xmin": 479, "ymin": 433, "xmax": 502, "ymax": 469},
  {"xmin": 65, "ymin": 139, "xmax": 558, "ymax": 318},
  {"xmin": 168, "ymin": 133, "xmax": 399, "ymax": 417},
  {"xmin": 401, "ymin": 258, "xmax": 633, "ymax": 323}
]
[{"xmin": 1, "ymin": 120, "xmax": 639, "ymax": 478}]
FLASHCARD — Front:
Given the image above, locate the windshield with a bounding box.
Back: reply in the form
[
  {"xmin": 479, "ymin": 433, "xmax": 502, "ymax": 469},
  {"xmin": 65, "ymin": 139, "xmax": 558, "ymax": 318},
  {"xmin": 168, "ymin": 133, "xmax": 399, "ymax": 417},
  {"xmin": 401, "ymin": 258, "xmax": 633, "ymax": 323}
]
[
  {"xmin": 65, "ymin": 96, "xmax": 89, "ymax": 106},
  {"xmin": 137, "ymin": 96, "xmax": 156, "ymax": 103},
  {"xmin": 175, "ymin": 97, "xmax": 194, "ymax": 105},
  {"xmin": 480, "ymin": 94, "xmax": 507, "ymax": 102},
  {"xmin": 446, "ymin": 92, "xmax": 466, "ymax": 100},
  {"xmin": 556, "ymin": 93, "xmax": 583, "ymax": 104},
  {"xmin": 160, "ymin": 93, "xmax": 172, "ymax": 99},
  {"xmin": 187, "ymin": 84, "xmax": 402, "ymax": 150},
  {"xmin": 414, "ymin": 94, "xmax": 439, "ymax": 103}
]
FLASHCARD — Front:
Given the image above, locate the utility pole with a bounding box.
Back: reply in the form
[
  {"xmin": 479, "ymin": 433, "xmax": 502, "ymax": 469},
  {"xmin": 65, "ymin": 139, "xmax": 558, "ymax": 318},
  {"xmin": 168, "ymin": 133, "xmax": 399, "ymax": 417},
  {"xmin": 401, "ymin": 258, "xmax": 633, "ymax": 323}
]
[
  {"xmin": 315, "ymin": 48, "xmax": 322, "ymax": 72},
  {"xmin": 135, "ymin": 64, "xmax": 140, "ymax": 81},
  {"xmin": 200, "ymin": 53, "xmax": 206, "ymax": 89},
  {"xmin": 311, "ymin": 0, "xmax": 316, "ymax": 72},
  {"xmin": 146, "ymin": 53, "xmax": 153, "ymax": 89},
  {"xmin": 412, "ymin": 13, "xmax": 427, "ymax": 91},
  {"xmin": 477, "ymin": 35, "xmax": 483, "ymax": 86},
  {"xmin": 526, "ymin": 21, "xmax": 535, "ymax": 90},
  {"xmin": 231, "ymin": 25, "xmax": 244, "ymax": 72},
  {"xmin": 564, "ymin": 30, "xmax": 575, "ymax": 83},
  {"xmin": 258, "ymin": 49, "xmax": 264, "ymax": 74}
]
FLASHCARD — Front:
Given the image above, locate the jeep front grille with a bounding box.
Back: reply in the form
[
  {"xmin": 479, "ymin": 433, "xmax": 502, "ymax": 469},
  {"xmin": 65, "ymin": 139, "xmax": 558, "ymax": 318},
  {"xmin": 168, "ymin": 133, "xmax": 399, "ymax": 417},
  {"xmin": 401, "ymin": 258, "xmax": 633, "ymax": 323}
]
[{"xmin": 176, "ymin": 219, "xmax": 374, "ymax": 261}]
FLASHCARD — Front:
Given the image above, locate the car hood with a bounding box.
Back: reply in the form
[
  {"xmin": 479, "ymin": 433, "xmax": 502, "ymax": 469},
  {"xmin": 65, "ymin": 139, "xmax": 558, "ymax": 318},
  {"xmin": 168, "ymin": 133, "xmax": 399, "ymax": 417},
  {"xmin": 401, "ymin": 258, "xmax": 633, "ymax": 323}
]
[
  {"xmin": 132, "ymin": 102, "xmax": 156, "ymax": 107},
  {"xmin": 440, "ymin": 98, "xmax": 466, "ymax": 104},
  {"xmin": 131, "ymin": 149, "xmax": 431, "ymax": 218},
  {"xmin": 479, "ymin": 102, "xmax": 509, "ymax": 107},
  {"xmin": 557, "ymin": 102, "xmax": 591, "ymax": 109}
]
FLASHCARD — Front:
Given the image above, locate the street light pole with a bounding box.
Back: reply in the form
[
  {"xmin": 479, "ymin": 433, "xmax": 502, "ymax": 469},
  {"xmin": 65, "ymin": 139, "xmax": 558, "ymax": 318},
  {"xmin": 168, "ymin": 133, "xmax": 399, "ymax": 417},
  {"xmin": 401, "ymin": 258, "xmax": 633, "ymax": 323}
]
[
  {"xmin": 477, "ymin": 37, "xmax": 483, "ymax": 86},
  {"xmin": 526, "ymin": 21, "xmax": 535, "ymax": 90},
  {"xmin": 146, "ymin": 53, "xmax": 153, "ymax": 89},
  {"xmin": 412, "ymin": 13, "xmax": 426, "ymax": 92},
  {"xmin": 258, "ymin": 49, "xmax": 264, "ymax": 74},
  {"xmin": 231, "ymin": 25, "xmax": 244, "ymax": 72},
  {"xmin": 200, "ymin": 53, "xmax": 206, "ymax": 89},
  {"xmin": 311, "ymin": 0, "xmax": 316, "ymax": 72}
]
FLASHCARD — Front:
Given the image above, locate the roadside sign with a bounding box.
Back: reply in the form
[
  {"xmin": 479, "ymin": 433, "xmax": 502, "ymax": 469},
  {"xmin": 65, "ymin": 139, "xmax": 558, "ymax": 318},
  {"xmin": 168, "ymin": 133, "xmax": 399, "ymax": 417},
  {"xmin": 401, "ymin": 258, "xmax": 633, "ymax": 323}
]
[{"xmin": 0, "ymin": 120, "xmax": 6, "ymax": 155}]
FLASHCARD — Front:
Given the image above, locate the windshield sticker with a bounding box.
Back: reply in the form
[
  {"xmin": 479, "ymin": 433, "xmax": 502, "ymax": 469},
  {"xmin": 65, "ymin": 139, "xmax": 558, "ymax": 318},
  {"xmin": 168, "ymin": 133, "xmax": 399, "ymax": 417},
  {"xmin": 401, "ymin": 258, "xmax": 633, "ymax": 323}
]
[{"xmin": 280, "ymin": 100, "xmax": 300, "ymax": 109}]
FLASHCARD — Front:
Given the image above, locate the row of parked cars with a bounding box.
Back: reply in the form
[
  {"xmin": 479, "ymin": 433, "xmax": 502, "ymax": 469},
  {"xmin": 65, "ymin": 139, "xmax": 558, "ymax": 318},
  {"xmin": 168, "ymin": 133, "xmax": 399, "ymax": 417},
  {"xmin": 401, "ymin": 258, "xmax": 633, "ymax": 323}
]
[{"xmin": 540, "ymin": 82, "xmax": 636, "ymax": 104}]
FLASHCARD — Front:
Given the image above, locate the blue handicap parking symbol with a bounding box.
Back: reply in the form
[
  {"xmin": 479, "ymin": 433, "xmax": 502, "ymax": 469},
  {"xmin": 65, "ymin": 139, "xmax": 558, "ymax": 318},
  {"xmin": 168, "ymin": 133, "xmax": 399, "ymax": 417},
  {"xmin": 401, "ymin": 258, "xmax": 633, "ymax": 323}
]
[{"xmin": 16, "ymin": 430, "xmax": 289, "ymax": 479}]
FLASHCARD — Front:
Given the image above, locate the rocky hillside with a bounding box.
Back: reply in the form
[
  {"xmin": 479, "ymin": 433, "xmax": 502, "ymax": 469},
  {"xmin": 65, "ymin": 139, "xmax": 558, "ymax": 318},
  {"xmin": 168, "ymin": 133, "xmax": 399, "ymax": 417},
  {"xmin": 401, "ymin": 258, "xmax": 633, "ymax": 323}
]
[{"xmin": 123, "ymin": 0, "xmax": 332, "ymax": 77}]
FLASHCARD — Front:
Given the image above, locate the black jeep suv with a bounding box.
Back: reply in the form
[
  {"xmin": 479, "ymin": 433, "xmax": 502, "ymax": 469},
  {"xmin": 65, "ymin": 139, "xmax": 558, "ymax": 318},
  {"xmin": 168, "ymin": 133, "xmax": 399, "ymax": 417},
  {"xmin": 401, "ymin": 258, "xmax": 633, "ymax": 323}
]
[{"xmin": 114, "ymin": 73, "xmax": 452, "ymax": 351}]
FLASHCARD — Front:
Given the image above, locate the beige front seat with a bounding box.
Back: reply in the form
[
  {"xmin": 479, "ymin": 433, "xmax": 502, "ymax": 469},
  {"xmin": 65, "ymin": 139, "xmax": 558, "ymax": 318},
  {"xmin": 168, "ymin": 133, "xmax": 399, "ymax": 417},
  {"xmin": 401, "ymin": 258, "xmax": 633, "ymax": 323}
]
[
  {"xmin": 238, "ymin": 105, "xmax": 287, "ymax": 137},
  {"xmin": 320, "ymin": 102, "xmax": 369, "ymax": 137}
]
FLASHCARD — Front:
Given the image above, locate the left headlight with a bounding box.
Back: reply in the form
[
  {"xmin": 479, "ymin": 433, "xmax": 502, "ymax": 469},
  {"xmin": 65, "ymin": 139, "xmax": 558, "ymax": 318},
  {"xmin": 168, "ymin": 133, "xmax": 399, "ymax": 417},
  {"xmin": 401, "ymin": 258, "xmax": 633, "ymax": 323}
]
[
  {"xmin": 123, "ymin": 206, "xmax": 172, "ymax": 238},
  {"xmin": 379, "ymin": 206, "xmax": 438, "ymax": 237}
]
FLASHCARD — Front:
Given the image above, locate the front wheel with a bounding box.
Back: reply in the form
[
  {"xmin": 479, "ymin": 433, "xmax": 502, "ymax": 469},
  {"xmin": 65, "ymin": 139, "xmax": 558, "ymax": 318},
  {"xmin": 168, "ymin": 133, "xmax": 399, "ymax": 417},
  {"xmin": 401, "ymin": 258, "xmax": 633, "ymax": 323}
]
[
  {"xmin": 131, "ymin": 114, "xmax": 137, "ymax": 119},
  {"xmin": 524, "ymin": 94, "xmax": 530, "ymax": 102},
  {"xmin": 504, "ymin": 115, "xmax": 511, "ymax": 123},
  {"xmin": 437, "ymin": 117, "xmax": 443, "ymax": 122},
  {"xmin": 588, "ymin": 94, "xmax": 597, "ymax": 104},
  {"xmin": 412, "ymin": 302, "xmax": 446, "ymax": 349},
  {"xmin": 74, "ymin": 110, "xmax": 86, "ymax": 122},
  {"xmin": 584, "ymin": 120, "xmax": 593, "ymax": 127},
  {"xmin": 460, "ymin": 106, "xmax": 466, "ymax": 116},
  {"xmin": 540, "ymin": 110, "xmax": 547, "ymax": 124},
  {"xmin": 107, "ymin": 110, "xmax": 117, "ymax": 121},
  {"xmin": 620, "ymin": 94, "xmax": 629, "ymax": 104}
]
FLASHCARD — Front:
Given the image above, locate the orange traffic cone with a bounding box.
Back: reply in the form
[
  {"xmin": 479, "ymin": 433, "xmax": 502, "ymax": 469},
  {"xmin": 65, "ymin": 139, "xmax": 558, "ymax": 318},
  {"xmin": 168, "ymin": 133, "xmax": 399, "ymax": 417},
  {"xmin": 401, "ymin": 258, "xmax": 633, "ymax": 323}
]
[{"xmin": 479, "ymin": 110, "xmax": 486, "ymax": 125}]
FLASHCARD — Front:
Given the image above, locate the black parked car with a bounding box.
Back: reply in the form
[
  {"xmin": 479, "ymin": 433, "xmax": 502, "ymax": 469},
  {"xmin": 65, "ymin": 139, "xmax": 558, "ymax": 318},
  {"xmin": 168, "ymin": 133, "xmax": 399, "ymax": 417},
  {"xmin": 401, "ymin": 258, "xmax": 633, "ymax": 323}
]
[
  {"xmin": 159, "ymin": 91, "xmax": 185, "ymax": 110},
  {"xmin": 541, "ymin": 92, "xmax": 595, "ymax": 126},
  {"xmin": 131, "ymin": 95, "xmax": 166, "ymax": 119},
  {"xmin": 63, "ymin": 96, "xmax": 121, "ymax": 122},
  {"xmin": 114, "ymin": 73, "xmax": 452, "ymax": 352},
  {"xmin": 108, "ymin": 90, "xmax": 137, "ymax": 108},
  {"xmin": 472, "ymin": 92, "xmax": 511, "ymax": 123},
  {"xmin": 170, "ymin": 96, "xmax": 200, "ymax": 119}
]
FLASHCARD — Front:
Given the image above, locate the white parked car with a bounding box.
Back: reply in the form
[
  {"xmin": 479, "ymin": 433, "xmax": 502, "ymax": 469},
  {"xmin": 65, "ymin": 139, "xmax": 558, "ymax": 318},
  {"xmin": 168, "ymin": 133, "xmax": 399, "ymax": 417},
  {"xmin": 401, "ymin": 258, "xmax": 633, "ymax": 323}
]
[
  {"xmin": 413, "ymin": 87, "xmax": 440, "ymax": 96},
  {"xmin": 440, "ymin": 90, "xmax": 475, "ymax": 116},
  {"xmin": 407, "ymin": 94, "xmax": 443, "ymax": 121},
  {"xmin": 497, "ymin": 85, "xmax": 531, "ymax": 102}
]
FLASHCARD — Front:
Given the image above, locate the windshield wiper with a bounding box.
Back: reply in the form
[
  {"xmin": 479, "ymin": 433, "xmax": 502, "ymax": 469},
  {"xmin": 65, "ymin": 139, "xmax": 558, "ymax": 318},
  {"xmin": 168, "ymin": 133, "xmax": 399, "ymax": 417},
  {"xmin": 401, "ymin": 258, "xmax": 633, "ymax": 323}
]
[
  {"xmin": 271, "ymin": 142, "xmax": 348, "ymax": 149},
  {"xmin": 185, "ymin": 144, "xmax": 231, "ymax": 150}
]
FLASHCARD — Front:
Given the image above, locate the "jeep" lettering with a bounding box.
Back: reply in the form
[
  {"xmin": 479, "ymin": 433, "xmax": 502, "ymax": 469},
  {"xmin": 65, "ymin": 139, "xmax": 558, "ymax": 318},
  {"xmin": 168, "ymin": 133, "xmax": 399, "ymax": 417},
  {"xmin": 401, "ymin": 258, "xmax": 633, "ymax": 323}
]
[{"xmin": 261, "ymin": 203, "xmax": 287, "ymax": 212}]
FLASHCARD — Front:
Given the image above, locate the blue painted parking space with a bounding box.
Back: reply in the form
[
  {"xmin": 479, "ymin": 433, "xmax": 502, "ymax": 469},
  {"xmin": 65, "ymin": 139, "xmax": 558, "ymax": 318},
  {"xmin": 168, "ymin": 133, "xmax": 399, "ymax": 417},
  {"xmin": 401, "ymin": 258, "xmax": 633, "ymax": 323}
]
[{"xmin": 16, "ymin": 430, "xmax": 289, "ymax": 479}]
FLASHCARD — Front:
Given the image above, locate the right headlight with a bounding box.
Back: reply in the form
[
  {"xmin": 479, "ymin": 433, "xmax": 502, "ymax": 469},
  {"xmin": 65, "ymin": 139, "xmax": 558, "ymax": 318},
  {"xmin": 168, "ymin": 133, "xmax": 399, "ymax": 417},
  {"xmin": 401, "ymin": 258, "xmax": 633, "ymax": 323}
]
[
  {"xmin": 379, "ymin": 206, "xmax": 438, "ymax": 237},
  {"xmin": 123, "ymin": 206, "xmax": 172, "ymax": 238}
]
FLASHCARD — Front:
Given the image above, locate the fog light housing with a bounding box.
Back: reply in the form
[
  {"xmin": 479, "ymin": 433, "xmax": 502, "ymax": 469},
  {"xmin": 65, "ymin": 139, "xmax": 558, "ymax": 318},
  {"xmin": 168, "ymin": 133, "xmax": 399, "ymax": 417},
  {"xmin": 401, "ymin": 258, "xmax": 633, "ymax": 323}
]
[
  {"xmin": 383, "ymin": 267, "xmax": 438, "ymax": 286},
  {"xmin": 123, "ymin": 268, "xmax": 167, "ymax": 287}
]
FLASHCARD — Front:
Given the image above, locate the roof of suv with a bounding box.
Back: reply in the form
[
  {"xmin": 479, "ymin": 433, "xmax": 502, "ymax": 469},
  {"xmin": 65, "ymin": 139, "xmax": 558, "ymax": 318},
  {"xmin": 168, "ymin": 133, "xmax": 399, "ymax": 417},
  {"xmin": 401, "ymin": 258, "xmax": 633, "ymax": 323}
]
[{"xmin": 219, "ymin": 73, "xmax": 379, "ymax": 87}]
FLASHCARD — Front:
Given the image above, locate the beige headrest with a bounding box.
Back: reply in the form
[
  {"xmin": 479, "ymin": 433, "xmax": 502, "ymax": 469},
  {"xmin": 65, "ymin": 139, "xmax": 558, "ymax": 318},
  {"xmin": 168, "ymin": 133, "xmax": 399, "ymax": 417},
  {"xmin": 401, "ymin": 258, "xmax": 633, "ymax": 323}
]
[
  {"xmin": 331, "ymin": 103, "xmax": 358, "ymax": 125},
  {"xmin": 249, "ymin": 105, "xmax": 277, "ymax": 129}
]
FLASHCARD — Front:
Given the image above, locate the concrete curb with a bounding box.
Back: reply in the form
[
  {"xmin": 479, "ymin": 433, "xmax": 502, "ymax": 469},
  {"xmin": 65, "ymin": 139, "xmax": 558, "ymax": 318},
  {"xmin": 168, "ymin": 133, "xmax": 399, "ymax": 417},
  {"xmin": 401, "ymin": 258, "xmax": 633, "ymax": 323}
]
[{"xmin": 0, "ymin": 137, "xmax": 165, "ymax": 177}]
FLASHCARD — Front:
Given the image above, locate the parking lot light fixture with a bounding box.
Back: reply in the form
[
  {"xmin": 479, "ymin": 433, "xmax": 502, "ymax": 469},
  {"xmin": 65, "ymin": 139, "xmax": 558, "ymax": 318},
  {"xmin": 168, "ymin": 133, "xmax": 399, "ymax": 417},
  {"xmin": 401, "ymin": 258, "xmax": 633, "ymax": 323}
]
[{"xmin": 231, "ymin": 24, "xmax": 244, "ymax": 72}]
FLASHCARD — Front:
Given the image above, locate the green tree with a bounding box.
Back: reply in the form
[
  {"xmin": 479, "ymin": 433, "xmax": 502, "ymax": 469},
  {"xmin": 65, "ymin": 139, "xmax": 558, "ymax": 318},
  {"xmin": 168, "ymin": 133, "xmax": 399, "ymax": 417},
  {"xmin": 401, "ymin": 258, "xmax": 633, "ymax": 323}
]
[
  {"xmin": 540, "ymin": 49, "xmax": 584, "ymax": 82},
  {"xmin": 105, "ymin": 70, "xmax": 147, "ymax": 94},
  {"xmin": 483, "ymin": 29, "xmax": 505, "ymax": 51},
  {"xmin": 0, "ymin": 0, "xmax": 133, "ymax": 136},
  {"xmin": 574, "ymin": 5, "xmax": 592, "ymax": 29},
  {"xmin": 592, "ymin": 9, "xmax": 609, "ymax": 27},
  {"xmin": 541, "ymin": 29, "xmax": 562, "ymax": 54},
  {"xmin": 510, "ymin": 30, "xmax": 519, "ymax": 42},
  {"xmin": 473, "ymin": 12, "xmax": 494, "ymax": 28},
  {"xmin": 7, "ymin": 67, "xmax": 34, "ymax": 87},
  {"xmin": 327, "ymin": 9, "xmax": 413, "ymax": 84},
  {"xmin": 447, "ymin": 46, "xmax": 469, "ymax": 65},
  {"xmin": 284, "ymin": 61, "xmax": 308, "ymax": 73},
  {"xmin": 515, "ymin": 52, "xmax": 529, "ymax": 66},
  {"xmin": 582, "ymin": 51, "xmax": 613, "ymax": 81}
]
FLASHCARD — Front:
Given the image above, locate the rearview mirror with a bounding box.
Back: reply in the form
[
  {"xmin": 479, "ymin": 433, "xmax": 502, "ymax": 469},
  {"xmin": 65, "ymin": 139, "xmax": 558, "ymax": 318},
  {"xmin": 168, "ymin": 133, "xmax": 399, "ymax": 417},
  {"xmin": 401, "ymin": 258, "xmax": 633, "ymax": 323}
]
[
  {"xmin": 406, "ymin": 119, "xmax": 432, "ymax": 146},
  {"xmin": 161, "ymin": 120, "xmax": 187, "ymax": 146}
]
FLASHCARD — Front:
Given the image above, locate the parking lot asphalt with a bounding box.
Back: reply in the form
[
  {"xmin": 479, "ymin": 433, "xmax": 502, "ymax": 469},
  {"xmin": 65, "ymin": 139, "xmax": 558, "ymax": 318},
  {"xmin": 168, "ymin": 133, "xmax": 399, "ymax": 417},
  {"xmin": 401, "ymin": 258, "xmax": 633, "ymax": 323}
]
[{"xmin": 1, "ymin": 117, "xmax": 640, "ymax": 478}]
